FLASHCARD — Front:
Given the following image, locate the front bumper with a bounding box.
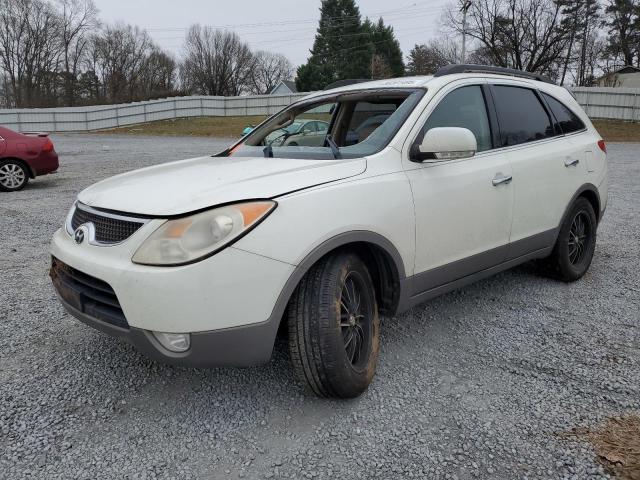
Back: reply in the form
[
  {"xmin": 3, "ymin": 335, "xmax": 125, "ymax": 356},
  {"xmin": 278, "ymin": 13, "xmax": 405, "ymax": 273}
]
[
  {"xmin": 50, "ymin": 224, "xmax": 295, "ymax": 366},
  {"xmin": 55, "ymin": 293, "xmax": 280, "ymax": 367}
]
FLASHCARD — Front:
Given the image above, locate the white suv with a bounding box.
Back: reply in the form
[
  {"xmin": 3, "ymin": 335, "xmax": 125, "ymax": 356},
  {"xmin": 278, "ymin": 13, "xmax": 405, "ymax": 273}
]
[{"xmin": 50, "ymin": 65, "xmax": 608, "ymax": 398}]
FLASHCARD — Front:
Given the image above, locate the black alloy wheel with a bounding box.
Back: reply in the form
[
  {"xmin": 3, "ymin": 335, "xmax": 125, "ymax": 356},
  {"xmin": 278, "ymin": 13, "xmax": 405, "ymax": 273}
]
[
  {"xmin": 288, "ymin": 252, "xmax": 380, "ymax": 398},
  {"xmin": 541, "ymin": 197, "xmax": 597, "ymax": 282}
]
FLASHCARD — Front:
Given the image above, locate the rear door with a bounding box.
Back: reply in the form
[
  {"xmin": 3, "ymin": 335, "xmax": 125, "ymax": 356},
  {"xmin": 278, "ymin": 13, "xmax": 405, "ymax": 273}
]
[
  {"xmin": 541, "ymin": 91, "xmax": 602, "ymax": 176},
  {"xmin": 489, "ymin": 83, "xmax": 587, "ymax": 258}
]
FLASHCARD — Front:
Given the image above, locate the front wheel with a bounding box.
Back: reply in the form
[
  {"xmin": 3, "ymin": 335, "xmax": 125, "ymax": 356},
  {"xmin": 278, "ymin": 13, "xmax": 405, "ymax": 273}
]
[
  {"xmin": 288, "ymin": 252, "xmax": 380, "ymax": 398},
  {"xmin": 0, "ymin": 160, "xmax": 29, "ymax": 192},
  {"xmin": 542, "ymin": 197, "xmax": 597, "ymax": 282}
]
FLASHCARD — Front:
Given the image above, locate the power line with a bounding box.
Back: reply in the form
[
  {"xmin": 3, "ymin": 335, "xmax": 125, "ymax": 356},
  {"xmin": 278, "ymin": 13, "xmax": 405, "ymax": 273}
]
[
  {"xmin": 154, "ymin": 16, "xmax": 441, "ymax": 44},
  {"xmin": 145, "ymin": 2, "xmax": 445, "ymax": 33},
  {"xmin": 151, "ymin": 3, "xmax": 450, "ymax": 63}
]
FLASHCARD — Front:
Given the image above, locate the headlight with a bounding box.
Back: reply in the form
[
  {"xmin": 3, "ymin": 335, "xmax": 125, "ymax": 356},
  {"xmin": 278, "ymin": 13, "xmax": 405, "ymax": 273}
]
[{"xmin": 132, "ymin": 201, "xmax": 276, "ymax": 266}]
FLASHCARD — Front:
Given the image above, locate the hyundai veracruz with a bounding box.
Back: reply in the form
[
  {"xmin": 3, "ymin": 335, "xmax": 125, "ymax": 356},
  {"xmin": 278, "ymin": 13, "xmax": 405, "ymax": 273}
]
[{"xmin": 50, "ymin": 65, "xmax": 608, "ymax": 398}]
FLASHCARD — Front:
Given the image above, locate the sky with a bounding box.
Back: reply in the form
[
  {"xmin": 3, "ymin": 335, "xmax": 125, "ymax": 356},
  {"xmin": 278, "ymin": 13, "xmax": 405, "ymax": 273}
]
[{"xmin": 92, "ymin": 0, "xmax": 453, "ymax": 67}]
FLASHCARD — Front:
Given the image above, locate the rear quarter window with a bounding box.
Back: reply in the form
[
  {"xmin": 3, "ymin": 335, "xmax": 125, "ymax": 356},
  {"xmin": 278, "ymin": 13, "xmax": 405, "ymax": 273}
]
[
  {"xmin": 542, "ymin": 93, "xmax": 586, "ymax": 134},
  {"xmin": 492, "ymin": 85, "xmax": 554, "ymax": 147}
]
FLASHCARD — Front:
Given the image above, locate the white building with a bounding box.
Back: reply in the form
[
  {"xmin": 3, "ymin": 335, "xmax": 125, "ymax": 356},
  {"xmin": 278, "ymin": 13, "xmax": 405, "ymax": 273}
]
[
  {"xmin": 597, "ymin": 66, "xmax": 640, "ymax": 88},
  {"xmin": 269, "ymin": 80, "xmax": 298, "ymax": 95}
]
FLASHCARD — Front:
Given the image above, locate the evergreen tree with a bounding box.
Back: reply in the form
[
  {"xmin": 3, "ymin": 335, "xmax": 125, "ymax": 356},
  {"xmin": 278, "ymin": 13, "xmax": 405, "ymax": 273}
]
[
  {"xmin": 406, "ymin": 43, "xmax": 449, "ymax": 75},
  {"xmin": 603, "ymin": 0, "xmax": 640, "ymax": 67},
  {"xmin": 556, "ymin": 0, "xmax": 601, "ymax": 85},
  {"xmin": 296, "ymin": 1, "xmax": 406, "ymax": 90},
  {"xmin": 368, "ymin": 18, "xmax": 405, "ymax": 77},
  {"xmin": 296, "ymin": 0, "xmax": 372, "ymax": 91}
]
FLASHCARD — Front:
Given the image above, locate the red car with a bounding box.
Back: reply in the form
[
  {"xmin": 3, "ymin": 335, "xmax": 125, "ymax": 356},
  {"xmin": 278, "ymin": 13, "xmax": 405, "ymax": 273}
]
[{"xmin": 0, "ymin": 127, "xmax": 59, "ymax": 192}]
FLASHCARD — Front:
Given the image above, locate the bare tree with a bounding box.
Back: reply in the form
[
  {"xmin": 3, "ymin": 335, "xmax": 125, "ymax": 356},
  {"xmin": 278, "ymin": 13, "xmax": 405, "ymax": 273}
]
[
  {"xmin": 582, "ymin": 34, "xmax": 606, "ymax": 85},
  {"xmin": 248, "ymin": 51, "xmax": 293, "ymax": 94},
  {"xmin": 181, "ymin": 25, "xmax": 255, "ymax": 96},
  {"xmin": 0, "ymin": 0, "xmax": 60, "ymax": 107},
  {"xmin": 444, "ymin": 0, "xmax": 571, "ymax": 78},
  {"xmin": 0, "ymin": 73, "xmax": 10, "ymax": 107},
  {"xmin": 93, "ymin": 24, "xmax": 153, "ymax": 103},
  {"xmin": 139, "ymin": 48, "xmax": 178, "ymax": 98},
  {"xmin": 225, "ymin": 37, "xmax": 255, "ymax": 96},
  {"xmin": 56, "ymin": 0, "xmax": 98, "ymax": 105}
]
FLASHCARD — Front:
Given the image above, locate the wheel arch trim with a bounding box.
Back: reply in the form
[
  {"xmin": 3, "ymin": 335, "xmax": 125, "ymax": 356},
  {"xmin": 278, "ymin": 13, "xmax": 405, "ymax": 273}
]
[
  {"xmin": 0, "ymin": 157, "xmax": 36, "ymax": 179},
  {"xmin": 266, "ymin": 230, "xmax": 408, "ymax": 325},
  {"xmin": 558, "ymin": 183, "xmax": 601, "ymax": 232}
]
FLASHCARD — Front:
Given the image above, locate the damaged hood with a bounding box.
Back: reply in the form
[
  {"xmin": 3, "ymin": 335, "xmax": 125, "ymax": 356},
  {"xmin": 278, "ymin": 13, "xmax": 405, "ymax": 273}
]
[{"xmin": 78, "ymin": 155, "xmax": 366, "ymax": 216}]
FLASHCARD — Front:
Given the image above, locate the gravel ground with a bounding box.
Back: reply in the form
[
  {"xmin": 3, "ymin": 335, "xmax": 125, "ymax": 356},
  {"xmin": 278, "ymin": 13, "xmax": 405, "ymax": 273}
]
[{"xmin": 1, "ymin": 134, "xmax": 638, "ymax": 480}]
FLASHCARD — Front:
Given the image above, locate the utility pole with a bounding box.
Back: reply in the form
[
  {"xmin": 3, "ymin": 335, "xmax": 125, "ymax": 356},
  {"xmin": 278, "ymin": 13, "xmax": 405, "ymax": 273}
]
[{"xmin": 461, "ymin": 0, "xmax": 472, "ymax": 64}]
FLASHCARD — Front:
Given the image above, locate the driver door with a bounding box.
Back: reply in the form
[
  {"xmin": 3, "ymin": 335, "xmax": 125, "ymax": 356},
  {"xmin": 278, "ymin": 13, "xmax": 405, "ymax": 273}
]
[{"xmin": 404, "ymin": 83, "xmax": 514, "ymax": 295}]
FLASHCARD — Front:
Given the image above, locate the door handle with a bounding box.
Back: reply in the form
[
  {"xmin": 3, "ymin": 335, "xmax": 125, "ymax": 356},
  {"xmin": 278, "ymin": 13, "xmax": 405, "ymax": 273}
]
[
  {"xmin": 492, "ymin": 173, "xmax": 513, "ymax": 186},
  {"xmin": 564, "ymin": 158, "xmax": 580, "ymax": 167}
]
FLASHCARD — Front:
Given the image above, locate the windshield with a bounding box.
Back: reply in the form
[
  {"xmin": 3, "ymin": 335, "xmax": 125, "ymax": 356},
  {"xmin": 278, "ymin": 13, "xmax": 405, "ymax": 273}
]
[{"xmin": 228, "ymin": 88, "xmax": 424, "ymax": 160}]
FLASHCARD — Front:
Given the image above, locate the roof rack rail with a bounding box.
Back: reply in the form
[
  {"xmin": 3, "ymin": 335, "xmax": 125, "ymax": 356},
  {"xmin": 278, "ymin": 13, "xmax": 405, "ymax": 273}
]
[
  {"xmin": 323, "ymin": 79, "xmax": 370, "ymax": 90},
  {"xmin": 433, "ymin": 64, "xmax": 554, "ymax": 84}
]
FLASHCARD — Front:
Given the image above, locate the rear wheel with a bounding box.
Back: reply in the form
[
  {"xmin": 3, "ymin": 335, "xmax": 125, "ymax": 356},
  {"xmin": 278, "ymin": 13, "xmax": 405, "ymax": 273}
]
[
  {"xmin": 542, "ymin": 197, "xmax": 597, "ymax": 281},
  {"xmin": 288, "ymin": 252, "xmax": 380, "ymax": 398},
  {"xmin": 0, "ymin": 160, "xmax": 29, "ymax": 192}
]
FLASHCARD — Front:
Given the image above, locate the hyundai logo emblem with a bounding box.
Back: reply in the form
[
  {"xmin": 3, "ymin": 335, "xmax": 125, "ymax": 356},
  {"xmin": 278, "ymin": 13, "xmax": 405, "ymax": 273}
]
[{"xmin": 74, "ymin": 228, "xmax": 85, "ymax": 244}]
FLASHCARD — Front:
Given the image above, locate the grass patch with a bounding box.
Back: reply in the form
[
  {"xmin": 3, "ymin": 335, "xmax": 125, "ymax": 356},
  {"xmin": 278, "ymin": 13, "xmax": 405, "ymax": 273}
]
[
  {"xmin": 98, "ymin": 116, "xmax": 268, "ymax": 139},
  {"xmin": 98, "ymin": 116, "xmax": 640, "ymax": 143},
  {"xmin": 563, "ymin": 414, "xmax": 640, "ymax": 479},
  {"xmin": 593, "ymin": 120, "xmax": 640, "ymax": 143}
]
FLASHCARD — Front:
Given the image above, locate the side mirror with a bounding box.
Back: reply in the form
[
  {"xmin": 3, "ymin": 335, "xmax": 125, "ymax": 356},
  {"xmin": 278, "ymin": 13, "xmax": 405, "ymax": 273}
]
[{"xmin": 411, "ymin": 127, "xmax": 477, "ymax": 162}]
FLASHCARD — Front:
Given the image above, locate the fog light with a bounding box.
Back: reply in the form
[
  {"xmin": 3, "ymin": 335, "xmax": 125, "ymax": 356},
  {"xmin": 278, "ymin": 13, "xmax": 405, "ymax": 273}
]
[{"xmin": 152, "ymin": 332, "xmax": 191, "ymax": 353}]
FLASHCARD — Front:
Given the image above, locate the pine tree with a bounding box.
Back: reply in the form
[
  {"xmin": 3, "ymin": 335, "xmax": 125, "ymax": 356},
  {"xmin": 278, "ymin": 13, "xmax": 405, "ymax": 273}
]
[
  {"xmin": 603, "ymin": 0, "xmax": 640, "ymax": 67},
  {"xmin": 368, "ymin": 18, "xmax": 405, "ymax": 77},
  {"xmin": 556, "ymin": 0, "xmax": 601, "ymax": 85},
  {"xmin": 406, "ymin": 44, "xmax": 449, "ymax": 75},
  {"xmin": 296, "ymin": 0, "xmax": 373, "ymax": 91},
  {"xmin": 295, "ymin": 1, "xmax": 407, "ymax": 90}
]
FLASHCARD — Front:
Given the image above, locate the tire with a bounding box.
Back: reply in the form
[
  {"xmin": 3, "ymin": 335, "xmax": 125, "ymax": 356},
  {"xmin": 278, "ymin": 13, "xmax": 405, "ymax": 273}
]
[
  {"xmin": 0, "ymin": 160, "xmax": 29, "ymax": 192},
  {"xmin": 542, "ymin": 197, "xmax": 597, "ymax": 282},
  {"xmin": 288, "ymin": 252, "xmax": 380, "ymax": 398}
]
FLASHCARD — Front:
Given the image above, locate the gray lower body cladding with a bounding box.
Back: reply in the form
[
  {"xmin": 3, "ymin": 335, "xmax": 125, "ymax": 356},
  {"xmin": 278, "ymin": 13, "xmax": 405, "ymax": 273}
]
[{"xmin": 52, "ymin": 227, "xmax": 561, "ymax": 367}]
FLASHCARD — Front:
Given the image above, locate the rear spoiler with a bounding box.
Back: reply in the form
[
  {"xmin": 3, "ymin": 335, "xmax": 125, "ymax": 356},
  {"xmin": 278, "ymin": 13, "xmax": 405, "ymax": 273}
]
[{"xmin": 22, "ymin": 131, "xmax": 50, "ymax": 137}]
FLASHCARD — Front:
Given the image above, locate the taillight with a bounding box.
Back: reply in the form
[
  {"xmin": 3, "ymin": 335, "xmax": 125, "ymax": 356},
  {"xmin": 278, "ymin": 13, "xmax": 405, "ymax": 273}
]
[
  {"xmin": 42, "ymin": 138, "xmax": 54, "ymax": 153},
  {"xmin": 597, "ymin": 140, "xmax": 606, "ymax": 153}
]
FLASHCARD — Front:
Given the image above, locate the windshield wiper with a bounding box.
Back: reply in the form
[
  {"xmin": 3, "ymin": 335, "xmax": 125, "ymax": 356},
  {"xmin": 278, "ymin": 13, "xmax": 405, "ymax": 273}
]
[{"xmin": 325, "ymin": 135, "xmax": 341, "ymax": 159}]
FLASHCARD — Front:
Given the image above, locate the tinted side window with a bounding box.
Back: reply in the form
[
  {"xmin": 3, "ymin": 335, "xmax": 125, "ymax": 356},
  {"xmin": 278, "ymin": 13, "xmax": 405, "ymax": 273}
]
[
  {"xmin": 492, "ymin": 86, "xmax": 553, "ymax": 146},
  {"xmin": 421, "ymin": 85, "xmax": 492, "ymax": 152},
  {"xmin": 542, "ymin": 93, "xmax": 585, "ymax": 134}
]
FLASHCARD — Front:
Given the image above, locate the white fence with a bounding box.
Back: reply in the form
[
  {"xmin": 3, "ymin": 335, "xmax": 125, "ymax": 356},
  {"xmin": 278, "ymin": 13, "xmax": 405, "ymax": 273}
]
[
  {"xmin": 571, "ymin": 87, "xmax": 640, "ymax": 122},
  {"xmin": 0, "ymin": 87, "xmax": 638, "ymax": 133},
  {"xmin": 0, "ymin": 93, "xmax": 308, "ymax": 132}
]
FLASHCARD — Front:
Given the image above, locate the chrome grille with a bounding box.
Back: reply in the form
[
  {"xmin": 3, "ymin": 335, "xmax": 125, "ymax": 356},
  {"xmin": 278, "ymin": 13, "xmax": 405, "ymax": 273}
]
[{"xmin": 70, "ymin": 204, "xmax": 146, "ymax": 244}]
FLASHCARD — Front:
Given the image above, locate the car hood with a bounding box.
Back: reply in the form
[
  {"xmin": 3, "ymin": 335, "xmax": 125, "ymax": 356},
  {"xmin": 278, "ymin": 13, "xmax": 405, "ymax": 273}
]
[{"xmin": 78, "ymin": 155, "xmax": 367, "ymax": 216}]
